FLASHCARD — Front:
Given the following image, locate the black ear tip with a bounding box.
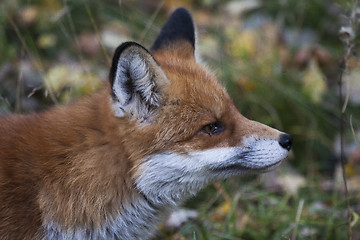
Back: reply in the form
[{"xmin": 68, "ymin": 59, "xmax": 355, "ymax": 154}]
[
  {"xmin": 109, "ymin": 42, "xmax": 150, "ymax": 87},
  {"xmin": 109, "ymin": 42, "xmax": 137, "ymax": 86},
  {"xmin": 170, "ymin": 7, "xmax": 194, "ymax": 28},
  {"xmin": 151, "ymin": 7, "xmax": 195, "ymax": 51},
  {"xmin": 172, "ymin": 7, "xmax": 192, "ymax": 18}
]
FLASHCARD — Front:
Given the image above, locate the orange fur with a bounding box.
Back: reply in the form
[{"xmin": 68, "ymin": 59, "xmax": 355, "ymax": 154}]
[{"xmin": 0, "ymin": 8, "xmax": 291, "ymax": 239}]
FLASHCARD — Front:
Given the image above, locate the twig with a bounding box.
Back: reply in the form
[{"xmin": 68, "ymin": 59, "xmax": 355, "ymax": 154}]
[
  {"xmin": 6, "ymin": 14, "xmax": 58, "ymax": 104},
  {"xmin": 61, "ymin": 0, "xmax": 92, "ymax": 76},
  {"xmin": 338, "ymin": 3, "xmax": 358, "ymax": 238},
  {"xmin": 6, "ymin": 16, "xmax": 38, "ymax": 68},
  {"xmin": 138, "ymin": 0, "xmax": 165, "ymax": 44},
  {"xmin": 27, "ymin": 86, "xmax": 43, "ymax": 98},
  {"xmin": 15, "ymin": 62, "xmax": 23, "ymax": 113},
  {"xmin": 338, "ymin": 58, "xmax": 352, "ymax": 240},
  {"xmin": 291, "ymin": 199, "xmax": 304, "ymax": 240},
  {"xmin": 349, "ymin": 115, "xmax": 360, "ymax": 146},
  {"xmin": 213, "ymin": 182, "xmax": 232, "ymax": 203},
  {"xmin": 82, "ymin": 0, "xmax": 111, "ymax": 66}
]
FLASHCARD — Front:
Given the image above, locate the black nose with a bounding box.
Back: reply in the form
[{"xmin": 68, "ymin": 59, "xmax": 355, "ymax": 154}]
[{"xmin": 279, "ymin": 133, "xmax": 293, "ymax": 151}]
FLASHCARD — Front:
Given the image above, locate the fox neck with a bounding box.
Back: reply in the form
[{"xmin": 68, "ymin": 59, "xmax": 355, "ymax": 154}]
[
  {"xmin": 135, "ymin": 152, "xmax": 212, "ymax": 206},
  {"xmin": 35, "ymin": 90, "xmax": 178, "ymax": 239},
  {"xmin": 43, "ymin": 196, "xmax": 168, "ymax": 240}
]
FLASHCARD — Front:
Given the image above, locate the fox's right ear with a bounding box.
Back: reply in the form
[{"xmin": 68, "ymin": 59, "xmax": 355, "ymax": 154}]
[{"xmin": 109, "ymin": 42, "xmax": 168, "ymax": 122}]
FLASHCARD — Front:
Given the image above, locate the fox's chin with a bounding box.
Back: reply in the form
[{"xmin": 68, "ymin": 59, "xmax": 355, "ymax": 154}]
[
  {"xmin": 210, "ymin": 159, "xmax": 283, "ymax": 175},
  {"xmin": 256, "ymin": 160, "xmax": 283, "ymax": 172}
]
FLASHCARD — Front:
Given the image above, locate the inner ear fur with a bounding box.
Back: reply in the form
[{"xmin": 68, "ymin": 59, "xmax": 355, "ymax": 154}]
[{"xmin": 109, "ymin": 42, "xmax": 168, "ymax": 121}]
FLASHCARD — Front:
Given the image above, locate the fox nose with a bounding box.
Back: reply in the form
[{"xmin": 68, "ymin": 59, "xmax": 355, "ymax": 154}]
[{"xmin": 279, "ymin": 133, "xmax": 293, "ymax": 151}]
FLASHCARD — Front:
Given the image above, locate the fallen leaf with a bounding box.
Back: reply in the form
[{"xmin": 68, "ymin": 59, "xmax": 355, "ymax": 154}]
[
  {"xmin": 165, "ymin": 208, "xmax": 198, "ymax": 230},
  {"xmin": 43, "ymin": 64, "xmax": 102, "ymax": 103},
  {"xmin": 227, "ymin": 29, "xmax": 257, "ymax": 59},
  {"xmin": 350, "ymin": 211, "xmax": 359, "ymax": 228},
  {"xmin": 302, "ymin": 58, "xmax": 327, "ymax": 103},
  {"xmin": 37, "ymin": 34, "xmax": 57, "ymax": 49},
  {"xmin": 19, "ymin": 6, "xmax": 39, "ymax": 26},
  {"xmin": 211, "ymin": 200, "xmax": 231, "ymax": 222},
  {"xmin": 225, "ymin": 0, "xmax": 261, "ymax": 17}
]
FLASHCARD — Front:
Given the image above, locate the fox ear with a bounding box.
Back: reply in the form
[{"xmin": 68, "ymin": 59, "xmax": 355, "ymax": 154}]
[
  {"xmin": 109, "ymin": 42, "xmax": 168, "ymax": 122},
  {"xmin": 151, "ymin": 8, "xmax": 195, "ymax": 58}
]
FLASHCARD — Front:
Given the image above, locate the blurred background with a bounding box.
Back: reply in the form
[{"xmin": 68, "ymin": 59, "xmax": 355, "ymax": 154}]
[{"xmin": 0, "ymin": 0, "xmax": 359, "ymax": 239}]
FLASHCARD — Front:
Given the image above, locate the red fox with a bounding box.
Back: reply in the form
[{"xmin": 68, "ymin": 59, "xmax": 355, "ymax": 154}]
[{"xmin": 0, "ymin": 8, "xmax": 292, "ymax": 239}]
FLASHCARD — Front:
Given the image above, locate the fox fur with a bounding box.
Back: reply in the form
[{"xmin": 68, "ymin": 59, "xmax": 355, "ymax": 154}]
[{"xmin": 0, "ymin": 8, "xmax": 292, "ymax": 240}]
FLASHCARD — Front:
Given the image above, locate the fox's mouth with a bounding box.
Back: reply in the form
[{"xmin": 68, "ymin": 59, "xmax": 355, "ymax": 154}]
[
  {"xmin": 206, "ymin": 138, "xmax": 289, "ymax": 174},
  {"xmin": 210, "ymin": 159, "xmax": 282, "ymax": 173}
]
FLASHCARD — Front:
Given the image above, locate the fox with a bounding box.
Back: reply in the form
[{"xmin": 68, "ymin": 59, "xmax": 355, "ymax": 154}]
[{"xmin": 0, "ymin": 7, "xmax": 292, "ymax": 240}]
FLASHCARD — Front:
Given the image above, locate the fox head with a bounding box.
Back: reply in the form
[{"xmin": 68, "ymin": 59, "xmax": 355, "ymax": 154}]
[{"xmin": 109, "ymin": 8, "xmax": 292, "ymax": 205}]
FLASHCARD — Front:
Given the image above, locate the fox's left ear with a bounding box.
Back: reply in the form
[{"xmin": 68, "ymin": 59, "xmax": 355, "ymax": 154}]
[
  {"xmin": 151, "ymin": 8, "xmax": 195, "ymax": 59},
  {"xmin": 109, "ymin": 42, "xmax": 168, "ymax": 122}
]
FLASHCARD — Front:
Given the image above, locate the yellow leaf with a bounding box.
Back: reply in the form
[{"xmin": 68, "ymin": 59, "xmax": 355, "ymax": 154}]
[
  {"xmin": 37, "ymin": 34, "xmax": 57, "ymax": 49},
  {"xmin": 350, "ymin": 211, "xmax": 359, "ymax": 228},
  {"xmin": 237, "ymin": 76, "xmax": 258, "ymax": 91},
  {"xmin": 302, "ymin": 59, "xmax": 327, "ymax": 103},
  {"xmin": 44, "ymin": 65, "xmax": 68, "ymax": 94},
  {"xmin": 40, "ymin": 0, "xmax": 61, "ymax": 12},
  {"xmin": 211, "ymin": 200, "xmax": 231, "ymax": 222},
  {"xmin": 43, "ymin": 64, "xmax": 102, "ymax": 103},
  {"xmin": 227, "ymin": 29, "xmax": 257, "ymax": 58},
  {"xmin": 345, "ymin": 161, "xmax": 357, "ymax": 177}
]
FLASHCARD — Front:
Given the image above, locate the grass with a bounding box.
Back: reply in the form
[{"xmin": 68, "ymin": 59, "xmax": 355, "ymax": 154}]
[
  {"xmin": 174, "ymin": 176, "xmax": 353, "ymax": 240},
  {"xmin": 1, "ymin": 0, "xmax": 359, "ymax": 239}
]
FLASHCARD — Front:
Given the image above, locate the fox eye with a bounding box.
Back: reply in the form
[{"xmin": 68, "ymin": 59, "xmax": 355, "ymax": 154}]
[{"xmin": 201, "ymin": 121, "xmax": 225, "ymax": 135}]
